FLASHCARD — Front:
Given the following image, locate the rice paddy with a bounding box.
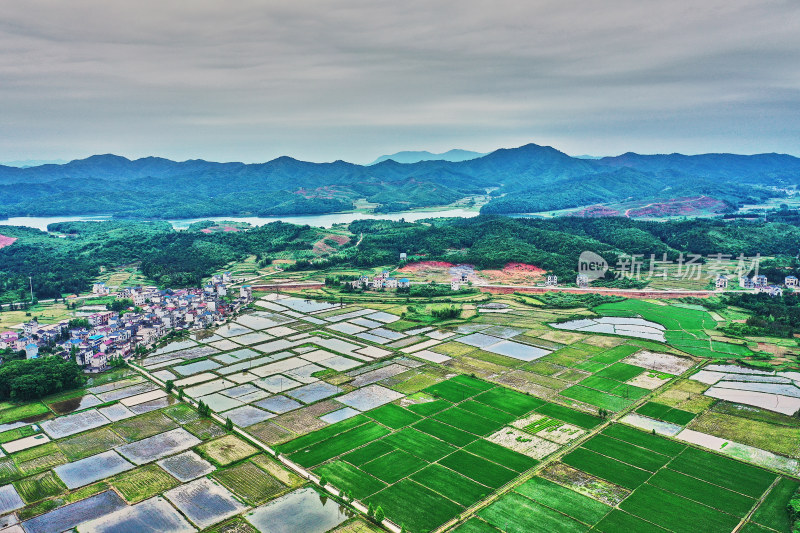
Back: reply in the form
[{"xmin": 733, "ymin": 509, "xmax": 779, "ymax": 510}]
[{"xmin": 2, "ymin": 292, "xmax": 799, "ymax": 533}]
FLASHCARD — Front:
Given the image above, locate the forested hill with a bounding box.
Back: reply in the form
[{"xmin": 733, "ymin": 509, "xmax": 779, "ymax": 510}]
[
  {"xmin": 1, "ymin": 144, "xmax": 799, "ymax": 219},
  {"xmin": 3, "ymin": 215, "xmax": 800, "ymax": 303}
]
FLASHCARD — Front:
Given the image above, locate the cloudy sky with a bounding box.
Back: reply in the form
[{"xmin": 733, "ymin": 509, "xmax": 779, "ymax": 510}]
[{"xmin": 1, "ymin": 0, "xmax": 799, "ymax": 164}]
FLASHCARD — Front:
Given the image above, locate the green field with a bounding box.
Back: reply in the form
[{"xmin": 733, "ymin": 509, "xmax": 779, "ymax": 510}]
[
  {"xmin": 636, "ymin": 401, "xmax": 696, "ymax": 425},
  {"xmin": 197, "ymin": 434, "xmax": 259, "ymax": 467},
  {"xmin": 315, "ymin": 460, "xmax": 387, "ymax": 500},
  {"xmin": 361, "ymin": 449, "xmax": 427, "ymax": 483},
  {"xmin": 58, "ymin": 427, "xmax": 125, "ymax": 461},
  {"xmin": 366, "ymin": 479, "xmax": 463, "ymax": 533},
  {"xmin": 472, "ymin": 387, "xmax": 545, "ymax": 416},
  {"xmin": 111, "ymin": 411, "xmax": 177, "ymax": 442},
  {"xmin": 382, "ymin": 428, "xmax": 456, "ymax": 462},
  {"xmin": 463, "ymin": 439, "xmax": 537, "ymax": 473},
  {"xmin": 290, "ymin": 422, "xmax": 391, "ymax": 468},
  {"xmin": 410, "ymin": 464, "xmax": 492, "ymax": 507},
  {"xmin": 433, "ymin": 407, "xmax": 503, "ymax": 436},
  {"xmin": 562, "ymin": 447, "xmax": 651, "ymax": 490},
  {"xmin": 593, "ymin": 510, "xmax": 670, "ymax": 533},
  {"xmin": 534, "ymin": 403, "xmax": 602, "ymax": 429},
  {"xmin": 748, "ymin": 477, "xmax": 800, "ymax": 532},
  {"xmin": 560, "ymin": 385, "xmax": 634, "ymax": 411},
  {"xmin": 593, "ymin": 362, "xmax": 644, "ymax": 382},
  {"xmin": 439, "ymin": 451, "xmax": 518, "ymax": 488},
  {"xmin": 13, "ymin": 470, "xmax": 66, "ymax": 503},
  {"xmin": 365, "ymin": 404, "xmax": 422, "ymax": 429},
  {"xmin": 277, "ymin": 415, "xmax": 370, "ymax": 454},
  {"xmin": 413, "ymin": 418, "xmax": 478, "ymax": 446},
  {"xmin": 406, "ymin": 398, "xmax": 452, "ymax": 416},
  {"xmin": 341, "ymin": 440, "xmax": 394, "ymax": 466},
  {"xmin": 601, "ymin": 424, "xmax": 686, "ymax": 456},
  {"xmin": 646, "ymin": 468, "xmax": 755, "ymax": 516},
  {"xmin": 213, "ymin": 460, "xmax": 286, "ymax": 504},
  {"xmin": 552, "ymin": 423, "xmax": 787, "ymax": 533},
  {"xmin": 479, "ymin": 492, "xmax": 587, "ymax": 533},
  {"xmin": 458, "ymin": 400, "xmax": 517, "ymax": 424},
  {"xmin": 619, "ymin": 484, "xmax": 740, "ymax": 533},
  {"xmin": 593, "ymin": 299, "xmax": 752, "ymax": 358},
  {"xmin": 110, "ymin": 464, "xmax": 179, "ymax": 503},
  {"xmin": 667, "ymin": 446, "xmax": 776, "ymax": 498},
  {"xmin": 515, "ymin": 477, "xmax": 610, "ymax": 525},
  {"xmin": 581, "ymin": 434, "xmax": 671, "ymax": 472}
]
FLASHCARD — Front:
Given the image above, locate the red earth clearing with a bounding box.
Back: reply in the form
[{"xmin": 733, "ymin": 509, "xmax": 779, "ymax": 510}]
[
  {"xmin": 398, "ymin": 261, "xmax": 455, "ymax": 272},
  {"xmin": 0, "ymin": 235, "xmax": 17, "ymax": 249},
  {"xmin": 480, "ymin": 262, "xmax": 546, "ymax": 284}
]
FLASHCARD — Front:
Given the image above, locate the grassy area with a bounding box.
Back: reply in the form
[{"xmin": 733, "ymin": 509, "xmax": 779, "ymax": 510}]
[
  {"xmin": 197, "ymin": 434, "xmax": 258, "ymax": 466},
  {"xmin": 111, "ymin": 411, "xmax": 178, "ymax": 442},
  {"xmin": 593, "ymin": 299, "xmax": 754, "ymax": 359},
  {"xmin": 110, "ymin": 464, "xmax": 180, "ymax": 503},
  {"xmin": 0, "ymin": 300, "xmax": 73, "ymax": 330},
  {"xmin": 0, "ymin": 402, "xmax": 50, "ymax": 425},
  {"xmin": 213, "ymin": 460, "xmax": 287, "ymax": 504},
  {"xmin": 688, "ymin": 410, "xmax": 800, "ymax": 458}
]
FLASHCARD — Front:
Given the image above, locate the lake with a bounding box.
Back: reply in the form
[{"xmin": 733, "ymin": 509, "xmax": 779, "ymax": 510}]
[{"xmin": 0, "ymin": 208, "xmax": 479, "ymax": 232}]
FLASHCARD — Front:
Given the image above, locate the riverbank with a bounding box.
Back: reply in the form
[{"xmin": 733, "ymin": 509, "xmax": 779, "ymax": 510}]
[{"xmin": 0, "ymin": 206, "xmax": 480, "ymax": 231}]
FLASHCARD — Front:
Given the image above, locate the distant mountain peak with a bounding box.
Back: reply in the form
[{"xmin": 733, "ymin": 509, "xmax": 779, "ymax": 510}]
[{"xmin": 368, "ymin": 149, "xmax": 487, "ymax": 165}]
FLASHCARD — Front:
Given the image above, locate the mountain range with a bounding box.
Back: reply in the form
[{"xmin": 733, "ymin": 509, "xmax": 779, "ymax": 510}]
[
  {"xmin": 368, "ymin": 149, "xmax": 487, "ymax": 165},
  {"xmin": 1, "ymin": 143, "xmax": 799, "ymax": 219}
]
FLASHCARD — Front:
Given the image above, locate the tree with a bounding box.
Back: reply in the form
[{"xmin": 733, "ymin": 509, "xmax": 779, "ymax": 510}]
[
  {"xmin": 225, "ymin": 417, "xmax": 233, "ymax": 431},
  {"xmin": 367, "ymin": 503, "xmax": 375, "ymax": 518},
  {"xmin": 319, "ymin": 475, "xmax": 327, "ymax": 487},
  {"xmin": 166, "ymin": 380, "xmax": 174, "ymax": 393},
  {"xmin": 0, "ymin": 357, "xmax": 83, "ymax": 401},
  {"xmin": 374, "ymin": 506, "xmax": 385, "ymax": 523}
]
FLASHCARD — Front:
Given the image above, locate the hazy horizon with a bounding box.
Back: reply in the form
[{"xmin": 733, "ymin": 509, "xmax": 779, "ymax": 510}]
[
  {"xmin": 2, "ymin": 1, "xmax": 799, "ymax": 164},
  {"xmin": 5, "ymin": 141, "xmax": 800, "ymax": 168}
]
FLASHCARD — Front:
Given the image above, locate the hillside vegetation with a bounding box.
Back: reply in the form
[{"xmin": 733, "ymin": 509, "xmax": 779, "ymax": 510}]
[
  {"xmin": 1, "ymin": 143, "xmax": 798, "ymax": 218},
  {"xmin": 4, "ymin": 215, "xmax": 800, "ymax": 303}
]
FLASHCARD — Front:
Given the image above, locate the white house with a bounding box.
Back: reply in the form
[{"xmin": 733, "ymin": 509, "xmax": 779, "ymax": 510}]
[
  {"xmin": 398, "ymin": 278, "xmax": 410, "ymax": 289},
  {"xmin": 240, "ymin": 285, "xmax": 252, "ymax": 299},
  {"xmin": 740, "ymin": 276, "xmax": 755, "ymax": 289},
  {"xmin": 546, "ymin": 275, "xmax": 558, "ymax": 286},
  {"xmin": 92, "ymin": 283, "xmax": 110, "ymax": 296},
  {"xmin": 716, "ymin": 275, "xmax": 728, "ymax": 289},
  {"xmin": 785, "ymin": 276, "xmax": 798, "ymax": 287},
  {"xmin": 451, "ymin": 281, "xmax": 461, "ymax": 291},
  {"xmin": 400, "ymin": 253, "xmax": 407, "ymax": 261},
  {"xmin": 576, "ymin": 274, "xmax": 588, "ymax": 288},
  {"xmin": 753, "ymin": 275, "xmax": 768, "ymax": 287},
  {"xmin": 22, "ymin": 319, "xmax": 38, "ymax": 336},
  {"xmin": 384, "ymin": 278, "xmax": 398, "ymax": 289},
  {"xmin": 757, "ymin": 285, "xmax": 783, "ymax": 297}
]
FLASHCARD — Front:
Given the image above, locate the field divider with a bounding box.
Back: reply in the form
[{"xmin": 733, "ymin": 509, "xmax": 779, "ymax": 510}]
[
  {"xmin": 731, "ymin": 475, "xmax": 782, "ymax": 533},
  {"xmin": 129, "ymin": 360, "xmax": 402, "ymax": 533},
  {"xmin": 438, "ymin": 354, "xmax": 706, "ymax": 531}
]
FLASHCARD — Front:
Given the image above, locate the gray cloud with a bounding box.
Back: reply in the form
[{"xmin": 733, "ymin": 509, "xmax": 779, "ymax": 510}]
[{"xmin": 0, "ymin": 0, "xmax": 798, "ymax": 163}]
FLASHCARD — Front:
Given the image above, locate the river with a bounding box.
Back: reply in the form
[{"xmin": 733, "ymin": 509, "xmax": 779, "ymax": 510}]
[{"xmin": 0, "ymin": 208, "xmax": 479, "ymax": 232}]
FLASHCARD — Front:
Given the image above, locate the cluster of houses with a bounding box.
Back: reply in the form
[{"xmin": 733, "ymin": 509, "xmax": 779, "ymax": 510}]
[
  {"xmin": 0, "ymin": 278, "xmax": 253, "ymax": 370},
  {"xmin": 348, "ymin": 271, "xmax": 411, "ymax": 291},
  {"xmin": 712, "ymin": 274, "xmax": 797, "ymax": 296}
]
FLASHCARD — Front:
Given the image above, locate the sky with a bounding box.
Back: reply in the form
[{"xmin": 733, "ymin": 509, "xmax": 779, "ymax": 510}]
[{"xmin": 1, "ymin": 0, "xmax": 799, "ymax": 164}]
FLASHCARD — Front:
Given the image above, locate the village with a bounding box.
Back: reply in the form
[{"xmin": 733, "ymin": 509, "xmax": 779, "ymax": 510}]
[{"xmin": 0, "ymin": 273, "xmax": 254, "ymax": 370}]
